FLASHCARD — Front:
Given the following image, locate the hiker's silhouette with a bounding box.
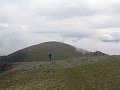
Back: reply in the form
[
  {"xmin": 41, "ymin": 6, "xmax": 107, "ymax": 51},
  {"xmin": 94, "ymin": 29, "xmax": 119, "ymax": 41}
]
[{"xmin": 48, "ymin": 52, "xmax": 52, "ymax": 61}]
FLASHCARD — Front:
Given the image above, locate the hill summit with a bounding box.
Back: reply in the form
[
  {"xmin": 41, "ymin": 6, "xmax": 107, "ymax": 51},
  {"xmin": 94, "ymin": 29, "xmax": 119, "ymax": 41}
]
[{"xmin": 0, "ymin": 41, "xmax": 106, "ymax": 62}]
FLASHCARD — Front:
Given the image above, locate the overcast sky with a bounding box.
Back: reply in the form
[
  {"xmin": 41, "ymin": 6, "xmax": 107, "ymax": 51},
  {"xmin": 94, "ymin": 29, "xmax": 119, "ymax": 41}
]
[{"xmin": 0, "ymin": 0, "xmax": 120, "ymax": 55}]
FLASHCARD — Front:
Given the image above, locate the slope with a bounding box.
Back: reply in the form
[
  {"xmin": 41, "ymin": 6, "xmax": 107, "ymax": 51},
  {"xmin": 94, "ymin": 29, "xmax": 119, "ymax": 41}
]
[
  {"xmin": 1, "ymin": 41, "xmax": 92, "ymax": 62},
  {"xmin": 0, "ymin": 56, "xmax": 120, "ymax": 90}
]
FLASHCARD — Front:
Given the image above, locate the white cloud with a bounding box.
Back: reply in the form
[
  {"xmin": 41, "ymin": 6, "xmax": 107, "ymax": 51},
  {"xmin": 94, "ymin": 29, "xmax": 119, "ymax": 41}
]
[
  {"xmin": 64, "ymin": 38, "xmax": 120, "ymax": 55},
  {"xmin": 0, "ymin": 0, "xmax": 120, "ymax": 55}
]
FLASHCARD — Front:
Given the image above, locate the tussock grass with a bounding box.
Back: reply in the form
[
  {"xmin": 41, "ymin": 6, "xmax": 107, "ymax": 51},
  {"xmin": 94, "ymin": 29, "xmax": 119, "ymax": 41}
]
[{"xmin": 0, "ymin": 57, "xmax": 120, "ymax": 90}]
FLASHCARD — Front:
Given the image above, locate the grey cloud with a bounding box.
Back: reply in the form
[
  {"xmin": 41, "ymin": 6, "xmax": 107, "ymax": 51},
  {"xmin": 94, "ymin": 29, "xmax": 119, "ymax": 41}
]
[
  {"xmin": 36, "ymin": 4, "xmax": 96, "ymax": 20},
  {"xmin": 61, "ymin": 31, "xmax": 93, "ymax": 38},
  {"xmin": 0, "ymin": 0, "xmax": 97, "ymax": 24},
  {"xmin": 106, "ymin": 2, "xmax": 120, "ymax": 14},
  {"xmin": 0, "ymin": 0, "xmax": 120, "ymax": 55},
  {"xmin": 102, "ymin": 40, "xmax": 120, "ymax": 43},
  {"xmin": 65, "ymin": 38, "xmax": 120, "ymax": 55},
  {"xmin": 0, "ymin": 0, "xmax": 32, "ymax": 4}
]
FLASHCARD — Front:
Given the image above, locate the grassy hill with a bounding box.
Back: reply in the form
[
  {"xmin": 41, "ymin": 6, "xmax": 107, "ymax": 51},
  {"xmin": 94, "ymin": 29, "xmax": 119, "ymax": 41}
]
[
  {"xmin": 0, "ymin": 41, "xmax": 94, "ymax": 62},
  {"xmin": 0, "ymin": 56, "xmax": 120, "ymax": 90},
  {"xmin": 0, "ymin": 41, "xmax": 114, "ymax": 90},
  {"xmin": 0, "ymin": 63, "xmax": 13, "ymax": 73}
]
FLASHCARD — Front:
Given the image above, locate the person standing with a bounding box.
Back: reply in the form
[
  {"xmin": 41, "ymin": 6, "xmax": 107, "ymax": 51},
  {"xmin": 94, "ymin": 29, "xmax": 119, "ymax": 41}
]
[{"xmin": 48, "ymin": 52, "xmax": 52, "ymax": 61}]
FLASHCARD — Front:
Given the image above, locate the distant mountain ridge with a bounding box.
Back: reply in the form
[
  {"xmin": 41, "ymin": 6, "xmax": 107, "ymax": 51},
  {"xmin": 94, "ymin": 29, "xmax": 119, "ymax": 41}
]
[{"xmin": 0, "ymin": 41, "xmax": 106, "ymax": 62}]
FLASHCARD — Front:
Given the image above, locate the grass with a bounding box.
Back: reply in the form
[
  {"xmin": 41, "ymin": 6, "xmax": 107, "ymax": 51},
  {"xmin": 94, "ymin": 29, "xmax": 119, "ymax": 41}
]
[
  {"xmin": 4, "ymin": 41, "xmax": 90, "ymax": 62},
  {"xmin": 0, "ymin": 57, "xmax": 120, "ymax": 90}
]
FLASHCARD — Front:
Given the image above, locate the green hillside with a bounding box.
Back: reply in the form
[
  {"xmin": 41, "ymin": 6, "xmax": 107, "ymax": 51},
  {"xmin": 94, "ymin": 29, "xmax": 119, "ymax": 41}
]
[
  {"xmin": 0, "ymin": 41, "xmax": 113, "ymax": 90},
  {"xmin": 0, "ymin": 56, "xmax": 120, "ymax": 90},
  {"xmin": 1, "ymin": 41, "xmax": 93, "ymax": 62},
  {"xmin": 0, "ymin": 63, "xmax": 13, "ymax": 73}
]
